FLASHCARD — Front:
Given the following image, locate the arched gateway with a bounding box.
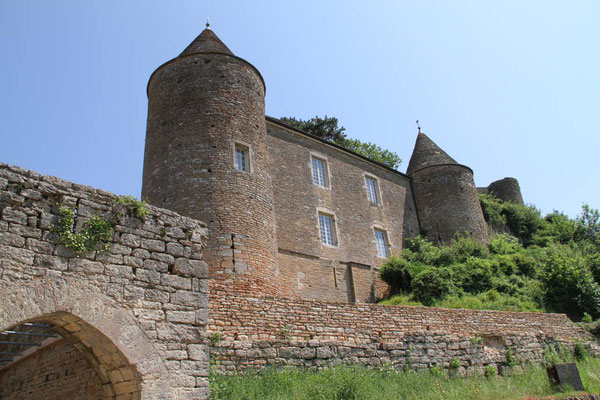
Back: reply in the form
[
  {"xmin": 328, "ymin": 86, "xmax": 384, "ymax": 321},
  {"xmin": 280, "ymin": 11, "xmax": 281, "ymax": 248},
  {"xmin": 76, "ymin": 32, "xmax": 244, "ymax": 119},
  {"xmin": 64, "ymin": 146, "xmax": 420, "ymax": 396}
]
[{"xmin": 0, "ymin": 278, "xmax": 167, "ymax": 399}]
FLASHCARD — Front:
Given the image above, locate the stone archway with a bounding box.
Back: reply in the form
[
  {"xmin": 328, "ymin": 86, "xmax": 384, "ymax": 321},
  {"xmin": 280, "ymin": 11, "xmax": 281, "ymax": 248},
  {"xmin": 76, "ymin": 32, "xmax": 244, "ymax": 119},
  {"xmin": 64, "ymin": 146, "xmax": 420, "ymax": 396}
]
[{"xmin": 0, "ymin": 277, "xmax": 173, "ymax": 399}]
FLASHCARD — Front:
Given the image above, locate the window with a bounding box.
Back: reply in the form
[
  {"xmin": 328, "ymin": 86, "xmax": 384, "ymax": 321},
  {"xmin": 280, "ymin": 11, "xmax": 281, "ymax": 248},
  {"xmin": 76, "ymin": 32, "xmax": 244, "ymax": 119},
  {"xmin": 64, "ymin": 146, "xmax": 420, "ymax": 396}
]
[
  {"xmin": 374, "ymin": 229, "xmax": 389, "ymax": 258},
  {"xmin": 365, "ymin": 176, "xmax": 379, "ymax": 204},
  {"xmin": 318, "ymin": 213, "xmax": 336, "ymax": 246},
  {"xmin": 234, "ymin": 143, "xmax": 249, "ymax": 172},
  {"xmin": 311, "ymin": 156, "xmax": 328, "ymax": 187}
]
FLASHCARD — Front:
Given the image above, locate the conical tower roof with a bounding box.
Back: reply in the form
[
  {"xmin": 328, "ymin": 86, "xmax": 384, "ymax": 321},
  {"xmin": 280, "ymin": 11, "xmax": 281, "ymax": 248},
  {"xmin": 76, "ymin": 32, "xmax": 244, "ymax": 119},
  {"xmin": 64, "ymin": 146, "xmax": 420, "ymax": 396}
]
[
  {"xmin": 406, "ymin": 132, "xmax": 458, "ymax": 175},
  {"xmin": 180, "ymin": 28, "xmax": 233, "ymax": 56}
]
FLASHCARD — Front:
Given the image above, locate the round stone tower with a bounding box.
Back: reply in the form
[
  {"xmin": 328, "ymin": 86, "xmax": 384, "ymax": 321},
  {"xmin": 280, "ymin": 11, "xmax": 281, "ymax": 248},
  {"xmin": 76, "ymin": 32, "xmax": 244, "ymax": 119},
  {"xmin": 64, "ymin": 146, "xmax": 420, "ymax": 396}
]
[
  {"xmin": 142, "ymin": 26, "xmax": 279, "ymax": 294},
  {"xmin": 487, "ymin": 177, "xmax": 524, "ymax": 205},
  {"xmin": 407, "ymin": 132, "xmax": 489, "ymax": 244}
]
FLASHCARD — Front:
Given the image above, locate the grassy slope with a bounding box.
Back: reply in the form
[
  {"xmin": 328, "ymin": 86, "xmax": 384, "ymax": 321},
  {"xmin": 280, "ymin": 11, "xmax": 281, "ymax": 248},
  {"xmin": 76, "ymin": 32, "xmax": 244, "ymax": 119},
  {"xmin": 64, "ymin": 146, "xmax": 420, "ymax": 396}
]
[{"xmin": 211, "ymin": 358, "xmax": 600, "ymax": 400}]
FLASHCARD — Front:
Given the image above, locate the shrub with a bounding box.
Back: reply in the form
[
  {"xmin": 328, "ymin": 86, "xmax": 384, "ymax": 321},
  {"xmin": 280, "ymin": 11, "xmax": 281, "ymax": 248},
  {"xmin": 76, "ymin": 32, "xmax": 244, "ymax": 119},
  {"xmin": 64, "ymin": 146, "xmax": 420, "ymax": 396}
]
[
  {"xmin": 573, "ymin": 341, "xmax": 588, "ymax": 361},
  {"xmin": 449, "ymin": 358, "xmax": 461, "ymax": 369},
  {"xmin": 449, "ymin": 234, "xmax": 489, "ymax": 262},
  {"xmin": 489, "ymin": 234, "xmax": 522, "ymax": 255},
  {"xmin": 412, "ymin": 268, "xmax": 455, "ymax": 305},
  {"xmin": 542, "ymin": 245, "xmax": 600, "ymax": 319},
  {"xmin": 379, "ymin": 255, "xmax": 414, "ymax": 293},
  {"xmin": 453, "ymin": 258, "xmax": 494, "ymax": 294},
  {"xmin": 502, "ymin": 202, "xmax": 544, "ymax": 246},
  {"xmin": 479, "ymin": 193, "xmax": 506, "ymax": 227},
  {"xmin": 484, "ymin": 365, "xmax": 497, "ymax": 378},
  {"xmin": 582, "ymin": 312, "xmax": 593, "ymax": 324},
  {"xmin": 505, "ymin": 347, "xmax": 516, "ymax": 367}
]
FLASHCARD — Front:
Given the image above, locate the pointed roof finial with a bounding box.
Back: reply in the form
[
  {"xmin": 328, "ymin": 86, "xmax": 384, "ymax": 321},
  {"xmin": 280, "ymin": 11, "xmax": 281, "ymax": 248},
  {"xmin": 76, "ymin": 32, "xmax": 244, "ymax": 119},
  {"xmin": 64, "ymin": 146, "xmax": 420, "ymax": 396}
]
[
  {"xmin": 206, "ymin": 17, "xmax": 211, "ymax": 30},
  {"xmin": 416, "ymin": 119, "xmax": 421, "ymax": 133}
]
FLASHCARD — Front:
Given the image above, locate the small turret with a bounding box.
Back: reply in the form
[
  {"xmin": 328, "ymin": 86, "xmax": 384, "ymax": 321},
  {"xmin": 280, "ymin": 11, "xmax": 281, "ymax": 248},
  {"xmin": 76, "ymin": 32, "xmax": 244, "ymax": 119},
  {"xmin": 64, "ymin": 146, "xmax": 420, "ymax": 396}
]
[
  {"xmin": 408, "ymin": 132, "xmax": 488, "ymax": 244},
  {"xmin": 142, "ymin": 26, "xmax": 279, "ymax": 294},
  {"xmin": 486, "ymin": 177, "xmax": 524, "ymax": 205}
]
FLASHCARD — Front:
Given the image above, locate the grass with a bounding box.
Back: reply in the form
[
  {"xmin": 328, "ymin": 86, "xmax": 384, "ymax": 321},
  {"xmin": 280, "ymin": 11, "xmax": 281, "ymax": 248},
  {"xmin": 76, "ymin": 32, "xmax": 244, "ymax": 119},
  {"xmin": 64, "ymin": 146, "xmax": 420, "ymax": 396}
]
[
  {"xmin": 378, "ymin": 291, "xmax": 541, "ymax": 312},
  {"xmin": 210, "ymin": 358, "xmax": 600, "ymax": 400}
]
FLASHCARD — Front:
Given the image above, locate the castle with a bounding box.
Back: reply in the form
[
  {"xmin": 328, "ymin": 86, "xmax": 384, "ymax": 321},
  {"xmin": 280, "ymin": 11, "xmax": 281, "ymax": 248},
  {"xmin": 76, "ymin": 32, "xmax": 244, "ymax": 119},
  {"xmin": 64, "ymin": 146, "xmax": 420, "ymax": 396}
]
[
  {"xmin": 3, "ymin": 25, "xmax": 592, "ymax": 400},
  {"xmin": 141, "ymin": 25, "xmax": 522, "ymax": 303}
]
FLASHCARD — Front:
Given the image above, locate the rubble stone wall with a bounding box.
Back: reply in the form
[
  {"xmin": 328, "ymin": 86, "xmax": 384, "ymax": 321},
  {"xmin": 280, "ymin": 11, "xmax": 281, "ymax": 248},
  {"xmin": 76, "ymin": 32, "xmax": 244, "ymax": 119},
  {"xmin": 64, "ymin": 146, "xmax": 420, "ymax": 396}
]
[
  {"xmin": 0, "ymin": 163, "xmax": 210, "ymax": 399},
  {"xmin": 209, "ymin": 292, "xmax": 599, "ymax": 375}
]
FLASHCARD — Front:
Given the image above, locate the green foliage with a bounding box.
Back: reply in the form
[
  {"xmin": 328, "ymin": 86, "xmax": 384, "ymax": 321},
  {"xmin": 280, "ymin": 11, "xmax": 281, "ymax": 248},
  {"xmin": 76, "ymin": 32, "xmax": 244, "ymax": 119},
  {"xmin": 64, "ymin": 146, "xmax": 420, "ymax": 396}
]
[
  {"xmin": 489, "ymin": 234, "xmax": 522, "ymax": 255},
  {"xmin": 478, "ymin": 193, "xmax": 506, "ymax": 227},
  {"xmin": 541, "ymin": 244, "xmax": 600, "ymax": 319},
  {"xmin": 429, "ymin": 366, "xmax": 443, "ymax": 378},
  {"xmin": 449, "ymin": 358, "xmax": 461, "ymax": 370},
  {"xmin": 335, "ymin": 138, "xmax": 402, "ymax": 170},
  {"xmin": 478, "ymin": 194, "xmax": 544, "ymax": 246},
  {"xmin": 379, "ymin": 255, "xmax": 414, "ymax": 293},
  {"xmin": 379, "ymin": 203, "xmax": 600, "ymax": 319},
  {"xmin": 573, "ymin": 341, "xmax": 588, "ymax": 361},
  {"xmin": 470, "ymin": 337, "xmax": 483, "ymax": 345},
  {"xmin": 505, "ymin": 347, "xmax": 516, "ymax": 367},
  {"xmin": 210, "ymin": 358, "xmax": 600, "ymax": 400},
  {"xmin": 280, "ymin": 115, "xmax": 347, "ymax": 143},
  {"xmin": 209, "ymin": 332, "xmax": 223, "ymax": 346},
  {"xmin": 412, "ymin": 268, "xmax": 455, "ymax": 306},
  {"xmin": 582, "ymin": 312, "xmax": 593, "ymax": 323},
  {"xmin": 484, "ymin": 365, "xmax": 497, "ymax": 378},
  {"xmin": 114, "ymin": 195, "xmax": 150, "ymax": 220},
  {"xmin": 280, "ymin": 115, "xmax": 402, "ymax": 169},
  {"xmin": 57, "ymin": 207, "xmax": 113, "ymax": 256}
]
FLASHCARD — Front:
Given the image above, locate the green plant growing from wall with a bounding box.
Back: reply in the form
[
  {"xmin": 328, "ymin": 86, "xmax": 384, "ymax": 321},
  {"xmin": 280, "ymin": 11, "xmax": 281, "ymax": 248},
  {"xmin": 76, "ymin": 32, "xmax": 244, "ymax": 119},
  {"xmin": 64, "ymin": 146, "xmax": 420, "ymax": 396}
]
[
  {"xmin": 114, "ymin": 195, "xmax": 150, "ymax": 220},
  {"xmin": 449, "ymin": 358, "xmax": 461, "ymax": 370},
  {"xmin": 57, "ymin": 207, "xmax": 113, "ymax": 256},
  {"xmin": 484, "ymin": 365, "xmax": 497, "ymax": 378},
  {"xmin": 209, "ymin": 332, "xmax": 223, "ymax": 346},
  {"xmin": 505, "ymin": 346, "xmax": 516, "ymax": 367}
]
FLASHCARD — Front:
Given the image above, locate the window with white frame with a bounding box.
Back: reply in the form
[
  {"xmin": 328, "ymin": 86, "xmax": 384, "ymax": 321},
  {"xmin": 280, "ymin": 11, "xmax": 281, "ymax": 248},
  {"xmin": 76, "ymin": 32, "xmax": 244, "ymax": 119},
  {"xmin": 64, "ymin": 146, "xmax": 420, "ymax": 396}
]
[
  {"xmin": 365, "ymin": 176, "xmax": 379, "ymax": 204},
  {"xmin": 311, "ymin": 156, "xmax": 328, "ymax": 187},
  {"xmin": 234, "ymin": 143, "xmax": 250, "ymax": 172},
  {"xmin": 318, "ymin": 213, "xmax": 336, "ymax": 246},
  {"xmin": 374, "ymin": 229, "xmax": 389, "ymax": 258}
]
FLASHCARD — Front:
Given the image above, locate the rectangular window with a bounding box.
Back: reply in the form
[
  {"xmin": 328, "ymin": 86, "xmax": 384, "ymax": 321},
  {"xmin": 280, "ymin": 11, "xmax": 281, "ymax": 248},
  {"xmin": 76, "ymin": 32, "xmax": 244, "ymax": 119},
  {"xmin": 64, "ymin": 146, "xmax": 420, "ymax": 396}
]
[
  {"xmin": 312, "ymin": 157, "xmax": 328, "ymax": 187},
  {"xmin": 374, "ymin": 229, "xmax": 389, "ymax": 258},
  {"xmin": 234, "ymin": 144, "xmax": 249, "ymax": 172},
  {"xmin": 365, "ymin": 177, "xmax": 379, "ymax": 204},
  {"xmin": 319, "ymin": 213, "xmax": 336, "ymax": 246}
]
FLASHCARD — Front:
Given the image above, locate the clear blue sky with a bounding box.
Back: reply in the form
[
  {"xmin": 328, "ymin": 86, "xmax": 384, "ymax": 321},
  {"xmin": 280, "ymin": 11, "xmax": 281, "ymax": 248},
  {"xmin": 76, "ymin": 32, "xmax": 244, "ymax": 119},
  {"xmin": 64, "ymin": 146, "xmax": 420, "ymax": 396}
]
[{"xmin": 1, "ymin": 1, "xmax": 598, "ymax": 218}]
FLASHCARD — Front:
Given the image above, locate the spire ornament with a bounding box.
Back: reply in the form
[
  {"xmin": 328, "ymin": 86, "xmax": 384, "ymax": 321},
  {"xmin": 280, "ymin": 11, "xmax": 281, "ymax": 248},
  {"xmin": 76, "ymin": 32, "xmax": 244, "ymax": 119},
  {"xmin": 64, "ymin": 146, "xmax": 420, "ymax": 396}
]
[
  {"xmin": 416, "ymin": 120, "xmax": 421, "ymax": 133},
  {"xmin": 206, "ymin": 17, "xmax": 211, "ymax": 30}
]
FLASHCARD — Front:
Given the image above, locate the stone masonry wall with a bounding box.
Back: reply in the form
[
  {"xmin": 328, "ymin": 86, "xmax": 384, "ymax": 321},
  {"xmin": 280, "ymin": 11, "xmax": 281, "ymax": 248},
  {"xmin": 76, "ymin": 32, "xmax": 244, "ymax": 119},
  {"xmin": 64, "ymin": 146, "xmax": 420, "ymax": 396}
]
[
  {"xmin": 209, "ymin": 292, "xmax": 600, "ymax": 375},
  {"xmin": 0, "ymin": 339, "xmax": 103, "ymax": 399},
  {"xmin": 267, "ymin": 120, "xmax": 420, "ymax": 302},
  {"xmin": 0, "ymin": 163, "xmax": 210, "ymax": 399}
]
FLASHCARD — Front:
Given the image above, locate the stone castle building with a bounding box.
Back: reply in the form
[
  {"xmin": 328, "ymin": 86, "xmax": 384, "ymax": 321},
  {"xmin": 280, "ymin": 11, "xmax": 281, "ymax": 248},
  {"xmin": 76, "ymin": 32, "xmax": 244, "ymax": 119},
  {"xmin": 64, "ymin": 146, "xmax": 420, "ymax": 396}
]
[
  {"xmin": 6, "ymin": 25, "xmax": 591, "ymax": 400},
  {"xmin": 141, "ymin": 26, "xmax": 520, "ymax": 303}
]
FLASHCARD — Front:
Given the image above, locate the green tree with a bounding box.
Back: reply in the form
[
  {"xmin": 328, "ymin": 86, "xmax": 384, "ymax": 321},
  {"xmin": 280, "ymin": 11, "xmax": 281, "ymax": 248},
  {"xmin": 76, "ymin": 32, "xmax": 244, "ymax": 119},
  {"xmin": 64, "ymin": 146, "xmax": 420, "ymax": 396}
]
[
  {"xmin": 279, "ymin": 115, "xmax": 347, "ymax": 142},
  {"xmin": 280, "ymin": 115, "xmax": 402, "ymax": 170}
]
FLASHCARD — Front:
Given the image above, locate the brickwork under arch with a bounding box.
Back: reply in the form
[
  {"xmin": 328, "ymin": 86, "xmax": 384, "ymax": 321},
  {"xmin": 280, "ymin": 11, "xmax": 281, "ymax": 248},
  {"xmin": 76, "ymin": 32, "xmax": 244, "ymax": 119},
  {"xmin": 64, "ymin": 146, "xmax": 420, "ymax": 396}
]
[{"xmin": 0, "ymin": 277, "xmax": 167, "ymax": 399}]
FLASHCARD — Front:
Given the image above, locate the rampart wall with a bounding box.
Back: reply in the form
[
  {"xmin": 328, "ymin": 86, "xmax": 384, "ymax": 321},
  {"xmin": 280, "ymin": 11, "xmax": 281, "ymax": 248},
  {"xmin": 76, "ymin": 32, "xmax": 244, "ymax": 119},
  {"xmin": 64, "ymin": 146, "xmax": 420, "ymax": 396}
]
[
  {"xmin": 209, "ymin": 292, "xmax": 599, "ymax": 374},
  {"xmin": 0, "ymin": 163, "xmax": 210, "ymax": 399}
]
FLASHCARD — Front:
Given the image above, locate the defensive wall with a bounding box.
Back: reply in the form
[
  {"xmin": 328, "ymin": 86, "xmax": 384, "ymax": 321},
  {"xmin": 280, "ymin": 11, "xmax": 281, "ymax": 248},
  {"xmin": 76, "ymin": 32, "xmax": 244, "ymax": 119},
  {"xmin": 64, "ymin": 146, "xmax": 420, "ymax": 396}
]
[
  {"xmin": 209, "ymin": 292, "xmax": 600, "ymax": 374},
  {"xmin": 0, "ymin": 163, "xmax": 210, "ymax": 399}
]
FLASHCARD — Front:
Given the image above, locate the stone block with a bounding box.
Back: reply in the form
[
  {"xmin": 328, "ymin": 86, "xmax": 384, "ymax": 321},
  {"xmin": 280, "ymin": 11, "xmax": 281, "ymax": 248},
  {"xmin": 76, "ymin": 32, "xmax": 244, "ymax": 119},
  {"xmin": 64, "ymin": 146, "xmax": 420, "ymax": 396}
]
[
  {"xmin": 547, "ymin": 363, "xmax": 584, "ymax": 391},
  {"xmin": 172, "ymin": 258, "xmax": 209, "ymax": 278}
]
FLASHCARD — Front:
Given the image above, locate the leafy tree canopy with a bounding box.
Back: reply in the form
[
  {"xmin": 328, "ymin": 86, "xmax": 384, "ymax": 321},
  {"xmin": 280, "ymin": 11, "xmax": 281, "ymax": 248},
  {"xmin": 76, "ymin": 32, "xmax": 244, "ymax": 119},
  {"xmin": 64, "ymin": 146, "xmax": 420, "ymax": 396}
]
[{"xmin": 280, "ymin": 115, "xmax": 402, "ymax": 170}]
